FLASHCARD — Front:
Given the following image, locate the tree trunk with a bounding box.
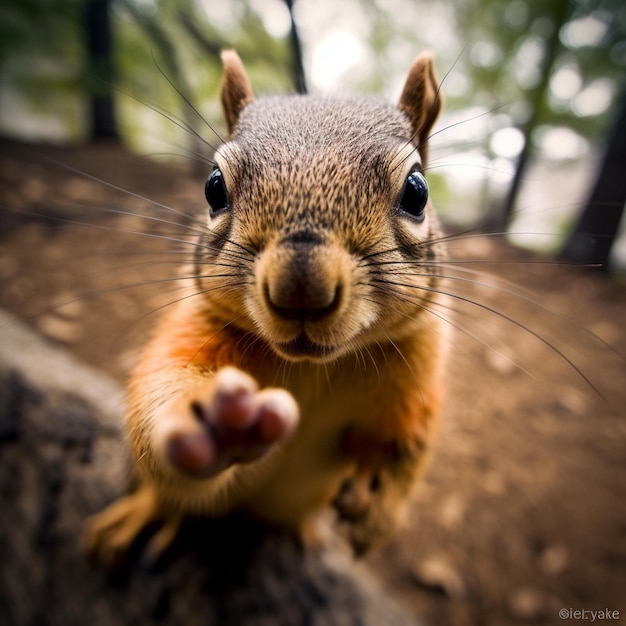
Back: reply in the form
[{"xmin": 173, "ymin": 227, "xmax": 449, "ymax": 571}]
[
  {"xmin": 84, "ymin": 0, "xmax": 119, "ymax": 141},
  {"xmin": 283, "ymin": 0, "xmax": 307, "ymax": 95},
  {"xmin": 500, "ymin": 0, "xmax": 571, "ymax": 230},
  {"xmin": 560, "ymin": 91, "xmax": 626, "ymax": 269}
]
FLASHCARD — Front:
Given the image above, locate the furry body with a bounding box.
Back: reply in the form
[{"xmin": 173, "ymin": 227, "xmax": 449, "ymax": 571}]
[{"xmin": 86, "ymin": 51, "xmax": 447, "ymax": 558}]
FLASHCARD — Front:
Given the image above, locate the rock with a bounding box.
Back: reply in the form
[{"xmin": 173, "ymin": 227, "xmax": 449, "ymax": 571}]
[{"xmin": 0, "ymin": 309, "xmax": 423, "ymax": 626}]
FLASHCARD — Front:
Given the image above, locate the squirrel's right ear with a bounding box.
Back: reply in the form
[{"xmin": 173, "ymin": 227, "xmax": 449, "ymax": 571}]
[
  {"xmin": 397, "ymin": 52, "xmax": 442, "ymax": 166},
  {"xmin": 220, "ymin": 50, "xmax": 255, "ymax": 136}
]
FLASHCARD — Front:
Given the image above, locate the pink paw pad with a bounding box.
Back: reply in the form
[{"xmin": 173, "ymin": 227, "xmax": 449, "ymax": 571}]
[{"xmin": 167, "ymin": 369, "xmax": 298, "ymax": 479}]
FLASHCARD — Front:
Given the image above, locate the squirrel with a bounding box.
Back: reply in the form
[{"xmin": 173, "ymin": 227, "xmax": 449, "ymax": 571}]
[{"xmin": 85, "ymin": 49, "xmax": 446, "ymax": 560}]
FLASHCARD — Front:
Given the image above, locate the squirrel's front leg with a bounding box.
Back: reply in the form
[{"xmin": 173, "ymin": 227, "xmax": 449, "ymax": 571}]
[
  {"xmin": 333, "ymin": 432, "xmax": 429, "ymax": 556},
  {"xmin": 85, "ymin": 357, "xmax": 298, "ymax": 564}
]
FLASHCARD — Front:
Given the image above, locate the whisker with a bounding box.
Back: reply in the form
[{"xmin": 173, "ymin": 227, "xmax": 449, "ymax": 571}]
[
  {"xmin": 25, "ymin": 154, "xmax": 206, "ymax": 226},
  {"xmin": 390, "ymin": 103, "xmax": 511, "ymax": 175},
  {"xmin": 105, "ymin": 71, "xmax": 223, "ymax": 156},
  {"xmin": 14, "ymin": 267, "xmax": 248, "ymax": 327},
  {"xmin": 185, "ymin": 315, "xmax": 244, "ymax": 367},
  {"xmin": 109, "ymin": 278, "xmax": 253, "ymax": 351},
  {"xmin": 150, "ymin": 49, "xmax": 227, "ymax": 146},
  {"xmin": 388, "ymin": 43, "xmax": 470, "ymax": 173},
  {"xmin": 2, "ymin": 203, "xmax": 259, "ymax": 267},
  {"xmin": 366, "ymin": 255, "xmax": 623, "ymax": 363},
  {"xmin": 44, "ymin": 198, "xmax": 208, "ymax": 238},
  {"xmin": 363, "ymin": 291, "xmax": 536, "ymax": 381},
  {"xmin": 3, "ymin": 206, "xmax": 206, "ymax": 251},
  {"xmin": 372, "ymin": 277, "xmax": 603, "ymax": 396},
  {"xmin": 139, "ymin": 150, "xmax": 215, "ymax": 168},
  {"xmin": 424, "ymin": 161, "xmax": 516, "ymax": 178}
]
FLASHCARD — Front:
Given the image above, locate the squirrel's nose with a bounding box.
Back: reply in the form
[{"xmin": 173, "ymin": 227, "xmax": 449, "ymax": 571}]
[
  {"xmin": 263, "ymin": 239, "xmax": 343, "ymax": 322},
  {"xmin": 264, "ymin": 276, "xmax": 342, "ymax": 322}
]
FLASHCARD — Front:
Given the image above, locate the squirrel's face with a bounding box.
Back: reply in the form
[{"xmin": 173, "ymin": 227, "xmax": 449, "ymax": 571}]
[{"xmin": 194, "ymin": 52, "xmax": 444, "ymax": 363}]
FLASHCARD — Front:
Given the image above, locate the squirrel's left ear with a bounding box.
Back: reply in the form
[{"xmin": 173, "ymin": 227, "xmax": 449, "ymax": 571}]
[
  {"xmin": 220, "ymin": 50, "xmax": 255, "ymax": 136},
  {"xmin": 398, "ymin": 52, "xmax": 442, "ymax": 166}
]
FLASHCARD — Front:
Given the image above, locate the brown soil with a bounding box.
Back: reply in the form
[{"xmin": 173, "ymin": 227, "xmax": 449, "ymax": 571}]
[{"xmin": 1, "ymin": 139, "xmax": 625, "ymax": 626}]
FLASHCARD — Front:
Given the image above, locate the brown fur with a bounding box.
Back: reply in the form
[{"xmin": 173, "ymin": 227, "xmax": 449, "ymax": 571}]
[{"xmin": 85, "ymin": 51, "xmax": 447, "ymax": 560}]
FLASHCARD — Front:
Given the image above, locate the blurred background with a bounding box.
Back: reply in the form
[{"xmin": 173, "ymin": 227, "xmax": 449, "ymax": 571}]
[
  {"xmin": 1, "ymin": 3, "xmax": 626, "ymax": 625},
  {"xmin": 0, "ymin": 0, "xmax": 625, "ymax": 268}
]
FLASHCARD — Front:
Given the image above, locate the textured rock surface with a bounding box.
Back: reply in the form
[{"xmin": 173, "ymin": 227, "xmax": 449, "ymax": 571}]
[{"xmin": 0, "ymin": 309, "xmax": 420, "ymax": 626}]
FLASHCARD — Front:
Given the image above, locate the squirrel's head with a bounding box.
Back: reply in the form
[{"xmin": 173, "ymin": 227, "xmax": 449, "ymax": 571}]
[{"xmin": 197, "ymin": 50, "xmax": 444, "ymax": 363}]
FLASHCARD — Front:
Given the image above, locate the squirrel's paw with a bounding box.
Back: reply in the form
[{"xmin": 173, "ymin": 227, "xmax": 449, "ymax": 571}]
[
  {"xmin": 83, "ymin": 484, "xmax": 178, "ymax": 567},
  {"xmin": 333, "ymin": 472, "xmax": 399, "ymax": 557},
  {"xmin": 158, "ymin": 367, "xmax": 299, "ymax": 479}
]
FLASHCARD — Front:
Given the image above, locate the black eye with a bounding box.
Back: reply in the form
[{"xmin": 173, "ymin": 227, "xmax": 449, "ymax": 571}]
[
  {"xmin": 205, "ymin": 167, "xmax": 229, "ymax": 216},
  {"xmin": 398, "ymin": 170, "xmax": 428, "ymax": 222}
]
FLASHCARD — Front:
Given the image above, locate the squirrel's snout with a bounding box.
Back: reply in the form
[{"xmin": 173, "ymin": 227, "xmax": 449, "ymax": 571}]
[{"xmin": 261, "ymin": 241, "xmax": 345, "ymax": 323}]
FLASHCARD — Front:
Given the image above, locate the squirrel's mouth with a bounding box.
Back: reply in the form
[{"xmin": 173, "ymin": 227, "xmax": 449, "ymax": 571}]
[{"xmin": 275, "ymin": 333, "xmax": 338, "ymax": 361}]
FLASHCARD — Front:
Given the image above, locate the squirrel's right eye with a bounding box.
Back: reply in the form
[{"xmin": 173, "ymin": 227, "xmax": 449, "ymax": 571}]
[{"xmin": 205, "ymin": 168, "xmax": 229, "ymax": 216}]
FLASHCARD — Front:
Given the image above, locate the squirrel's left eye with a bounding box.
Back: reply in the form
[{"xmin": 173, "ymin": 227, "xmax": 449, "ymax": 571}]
[
  {"xmin": 205, "ymin": 167, "xmax": 229, "ymax": 216},
  {"xmin": 398, "ymin": 170, "xmax": 428, "ymax": 222}
]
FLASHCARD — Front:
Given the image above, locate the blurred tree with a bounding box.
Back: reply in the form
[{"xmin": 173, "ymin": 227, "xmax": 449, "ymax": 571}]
[
  {"xmin": 560, "ymin": 92, "xmax": 626, "ymax": 269},
  {"xmin": 0, "ymin": 0, "xmax": 294, "ymax": 148},
  {"xmin": 0, "ymin": 0, "xmax": 83, "ymax": 68},
  {"xmin": 84, "ymin": 0, "xmax": 119, "ymax": 140},
  {"xmin": 0, "ymin": 0, "xmax": 85, "ymax": 141},
  {"xmin": 112, "ymin": 0, "xmax": 294, "ymax": 157},
  {"xmin": 453, "ymin": 0, "xmax": 626, "ymax": 244},
  {"xmin": 283, "ymin": 0, "xmax": 307, "ymax": 94},
  {"xmin": 500, "ymin": 0, "xmax": 572, "ymax": 229},
  {"xmin": 118, "ymin": 0, "xmax": 204, "ymax": 161}
]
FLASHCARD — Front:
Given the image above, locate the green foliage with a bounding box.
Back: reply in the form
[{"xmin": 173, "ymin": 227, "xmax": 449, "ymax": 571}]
[
  {"xmin": 0, "ymin": 0, "xmax": 84, "ymax": 65},
  {"xmin": 453, "ymin": 0, "xmax": 626, "ymax": 144},
  {"xmin": 0, "ymin": 0, "xmax": 88, "ymax": 141}
]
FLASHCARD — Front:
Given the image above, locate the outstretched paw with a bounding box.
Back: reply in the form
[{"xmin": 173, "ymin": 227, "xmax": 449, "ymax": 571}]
[{"xmin": 162, "ymin": 367, "xmax": 299, "ymax": 479}]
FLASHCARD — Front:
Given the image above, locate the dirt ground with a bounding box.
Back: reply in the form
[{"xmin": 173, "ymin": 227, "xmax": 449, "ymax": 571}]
[{"xmin": 1, "ymin": 138, "xmax": 625, "ymax": 626}]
